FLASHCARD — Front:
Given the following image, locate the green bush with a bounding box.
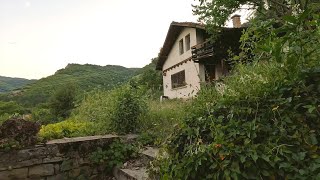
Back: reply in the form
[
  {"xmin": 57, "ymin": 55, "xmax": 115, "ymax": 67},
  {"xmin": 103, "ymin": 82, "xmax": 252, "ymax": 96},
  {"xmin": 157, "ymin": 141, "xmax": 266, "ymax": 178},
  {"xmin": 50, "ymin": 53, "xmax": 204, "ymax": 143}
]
[
  {"xmin": 110, "ymin": 85, "xmax": 147, "ymax": 134},
  {"xmin": 89, "ymin": 140, "xmax": 138, "ymax": 173},
  {"xmin": 154, "ymin": 68, "xmax": 320, "ymax": 179},
  {"xmin": 0, "ymin": 100, "xmax": 28, "ymax": 125},
  {"xmin": 63, "ymin": 86, "xmax": 184, "ymax": 140},
  {"xmin": 0, "ymin": 101, "xmax": 26, "ymax": 117},
  {"xmin": 31, "ymin": 107, "xmax": 55, "ymax": 125},
  {"xmin": 151, "ymin": 9, "xmax": 320, "ymax": 179},
  {"xmin": 69, "ymin": 89, "xmax": 116, "ymax": 134},
  {"xmin": 44, "ymin": 84, "xmax": 148, "ymax": 138},
  {"xmin": 0, "ymin": 113, "xmax": 11, "ymax": 125},
  {"xmin": 70, "ymin": 86, "xmax": 145, "ymax": 134},
  {"xmin": 38, "ymin": 120, "xmax": 95, "ymax": 141}
]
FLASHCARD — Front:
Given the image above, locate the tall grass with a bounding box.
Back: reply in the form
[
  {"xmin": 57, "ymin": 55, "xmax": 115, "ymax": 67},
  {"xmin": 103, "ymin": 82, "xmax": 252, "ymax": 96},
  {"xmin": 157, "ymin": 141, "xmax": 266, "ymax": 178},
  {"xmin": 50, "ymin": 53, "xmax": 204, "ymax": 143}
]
[
  {"xmin": 138, "ymin": 99, "xmax": 188, "ymax": 145},
  {"xmin": 38, "ymin": 88, "xmax": 189, "ymax": 142}
]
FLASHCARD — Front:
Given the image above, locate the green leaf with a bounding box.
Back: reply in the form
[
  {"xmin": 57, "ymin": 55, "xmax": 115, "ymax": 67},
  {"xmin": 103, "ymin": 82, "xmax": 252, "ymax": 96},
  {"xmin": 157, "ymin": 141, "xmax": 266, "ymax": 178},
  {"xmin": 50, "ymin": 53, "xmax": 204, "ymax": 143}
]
[
  {"xmin": 240, "ymin": 155, "xmax": 246, "ymax": 163},
  {"xmin": 297, "ymin": 152, "xmax": 307, "ymax": 161},
  {"xmin": 279, "ymin": 162, "xmax": 290, "ymax": 169},
  {"xmin": 309, "ymin": 134, "xmax": 318, "ymax": 145},
  {"xmin": 261, "ymin": 170, "xmax": 270, "ymax": 176},
  {"xmin": 231, "ymin": 161, "xmax": 240, "ymax": 173},
  {"xmin": 283, "ymin": 15, "xmax": 297, "ymax": 24},
  {"xmin": 251, "ymin": 152, "xmax": 258, "ymax": 162}
]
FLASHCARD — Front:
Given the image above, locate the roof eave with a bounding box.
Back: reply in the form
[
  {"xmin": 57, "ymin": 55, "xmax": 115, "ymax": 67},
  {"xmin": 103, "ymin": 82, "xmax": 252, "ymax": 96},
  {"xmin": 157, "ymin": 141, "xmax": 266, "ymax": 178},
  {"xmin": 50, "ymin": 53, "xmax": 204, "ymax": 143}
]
[{"xmin": 156, "ymin": 22, "xmax": 205, "ymax": 70}]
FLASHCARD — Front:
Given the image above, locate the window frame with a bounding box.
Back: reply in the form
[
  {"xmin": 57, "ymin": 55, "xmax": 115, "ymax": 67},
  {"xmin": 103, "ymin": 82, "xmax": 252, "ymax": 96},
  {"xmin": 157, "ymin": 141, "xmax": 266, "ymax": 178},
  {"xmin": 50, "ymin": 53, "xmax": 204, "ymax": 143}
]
[
  {"xmin": 179, "ymin": 39, "xmax": 184, "ymax": 55},
  {"xmin": 185, "ymin": 34, "xmax": 191, "ymax": 51},
  {"xmin": 171, "ymin": 70, "xmax": 186, "ymax": 89}
]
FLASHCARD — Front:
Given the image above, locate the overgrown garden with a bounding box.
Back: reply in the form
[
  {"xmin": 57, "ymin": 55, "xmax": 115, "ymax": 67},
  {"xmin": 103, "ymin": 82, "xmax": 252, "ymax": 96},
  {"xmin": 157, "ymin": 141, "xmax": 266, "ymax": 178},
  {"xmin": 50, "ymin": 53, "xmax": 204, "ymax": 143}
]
[
  {"xmin": 0, "ymin": 0, "xmax": 319, "ymax": 179},
  {"xmin": 149, "ymin": 0, "xmax": 320, "ymax": 179}
]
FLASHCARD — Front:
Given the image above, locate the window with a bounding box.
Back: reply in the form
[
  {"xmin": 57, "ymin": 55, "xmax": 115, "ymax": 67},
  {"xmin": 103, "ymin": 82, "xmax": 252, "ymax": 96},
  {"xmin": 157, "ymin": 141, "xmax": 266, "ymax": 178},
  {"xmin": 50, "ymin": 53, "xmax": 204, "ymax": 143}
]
[
  {"xmin": 185, "ymin": 34, "xmax": 190, "ymax": 51},
  {"xmin": 171, "ymin": 70, "xmax": 186, "ymax": 88},
  {"xmin": 179, "ymin": 39, "xmax": 184, "ymax": 55}
]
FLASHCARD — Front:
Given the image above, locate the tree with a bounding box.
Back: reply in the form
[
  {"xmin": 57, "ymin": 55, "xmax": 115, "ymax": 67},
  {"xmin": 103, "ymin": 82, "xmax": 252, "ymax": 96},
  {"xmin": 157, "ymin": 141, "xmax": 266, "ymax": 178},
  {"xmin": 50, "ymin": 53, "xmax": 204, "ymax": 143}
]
[
  {"xmin": 129, "ymin": 58, "xmax": 163, "ymax": 99},
  {"xmin": 193, "ymin": 0, "xmax": 320, "ymax": 66},
  {"xmin": 49, "ymin": 84, "xmax": 77, "ymax": 120},
  {"xmin": 0, "ymin": 101, "xmax": 25, "ymax": 116},
  {"xmin": 138, "ymin": 58, "xmax": 162, "ymax": 91},
  {"xmin": 193, "ymin": 0, "xmax": 319, "ymax": 35}
]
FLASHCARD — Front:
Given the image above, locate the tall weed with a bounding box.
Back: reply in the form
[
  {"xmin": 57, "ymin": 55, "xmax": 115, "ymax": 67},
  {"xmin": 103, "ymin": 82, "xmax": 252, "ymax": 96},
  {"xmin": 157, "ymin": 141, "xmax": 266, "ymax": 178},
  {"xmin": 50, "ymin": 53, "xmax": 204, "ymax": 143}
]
[
  {"xmin": 138, "ymin": 100, "xmax": 187, "ymax": 145},
  {"xmin": 110, "ymin": 85, "xmax": 147, "ymax": 134}
]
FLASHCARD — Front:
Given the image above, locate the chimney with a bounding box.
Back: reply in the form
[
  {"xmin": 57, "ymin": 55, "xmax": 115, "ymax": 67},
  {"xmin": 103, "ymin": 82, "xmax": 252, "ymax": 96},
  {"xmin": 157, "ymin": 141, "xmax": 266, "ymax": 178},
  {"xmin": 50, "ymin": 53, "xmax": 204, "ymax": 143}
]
[{"xmin": 231, "ymin": 14, "xmax": 241, "ymax": 28}]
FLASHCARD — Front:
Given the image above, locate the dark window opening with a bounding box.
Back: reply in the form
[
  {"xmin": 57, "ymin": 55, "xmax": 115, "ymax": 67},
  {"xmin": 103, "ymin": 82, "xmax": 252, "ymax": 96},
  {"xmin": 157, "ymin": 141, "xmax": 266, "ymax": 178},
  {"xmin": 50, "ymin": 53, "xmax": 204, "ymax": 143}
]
[
  {"xmin": 185, "ymin": 34, "xmax": 191, "ymax": 51},
  {"xmin": 179, "ymin": 39, "xmax": 184, "ymax": 55},
  {"xmin": 171, "ymin": 70, "xmax": 186, "ymax": 88}
]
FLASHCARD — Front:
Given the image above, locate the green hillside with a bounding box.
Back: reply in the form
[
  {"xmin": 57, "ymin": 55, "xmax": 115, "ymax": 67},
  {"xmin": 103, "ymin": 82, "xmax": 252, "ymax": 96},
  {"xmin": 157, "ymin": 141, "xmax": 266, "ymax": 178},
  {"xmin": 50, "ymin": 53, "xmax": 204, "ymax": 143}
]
[
  {"xmin": 0, "ymin": 76, "xmax": 36, "ymax": 93},
  {"xmin": 0, "ymin": 63, "xmax": 139, "ymax": 106}
]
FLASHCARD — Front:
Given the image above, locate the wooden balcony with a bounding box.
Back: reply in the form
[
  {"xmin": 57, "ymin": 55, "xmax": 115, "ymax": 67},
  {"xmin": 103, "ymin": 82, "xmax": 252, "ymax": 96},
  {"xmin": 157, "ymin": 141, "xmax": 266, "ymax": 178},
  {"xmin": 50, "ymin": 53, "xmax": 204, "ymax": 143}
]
[{"xmin": 191, "ymin": 40, "xmax": 214, "ymax": 62}]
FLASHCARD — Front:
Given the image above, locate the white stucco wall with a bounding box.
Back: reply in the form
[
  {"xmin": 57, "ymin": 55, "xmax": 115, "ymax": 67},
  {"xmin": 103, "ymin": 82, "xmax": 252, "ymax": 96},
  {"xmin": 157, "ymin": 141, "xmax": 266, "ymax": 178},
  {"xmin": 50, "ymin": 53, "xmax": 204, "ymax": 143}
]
[
  {"xmin": 163, "ymin": 28, "xmax": 197, "ymax": 69},
  {"xmin": 162, "ymin": 28, "xmax": 205, "ymax": 99},
  {"xmin": 163, "ymin": 61, "xmax": 201, "ymax": 98}
]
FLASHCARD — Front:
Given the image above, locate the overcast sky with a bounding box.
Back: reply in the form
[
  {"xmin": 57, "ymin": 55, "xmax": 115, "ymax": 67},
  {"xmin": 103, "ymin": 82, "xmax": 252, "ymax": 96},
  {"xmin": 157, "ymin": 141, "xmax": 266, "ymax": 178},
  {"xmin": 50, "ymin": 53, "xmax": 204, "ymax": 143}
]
[{"xmin": 0, "ymin": 0, "xmax": 249, "ymax": 79}]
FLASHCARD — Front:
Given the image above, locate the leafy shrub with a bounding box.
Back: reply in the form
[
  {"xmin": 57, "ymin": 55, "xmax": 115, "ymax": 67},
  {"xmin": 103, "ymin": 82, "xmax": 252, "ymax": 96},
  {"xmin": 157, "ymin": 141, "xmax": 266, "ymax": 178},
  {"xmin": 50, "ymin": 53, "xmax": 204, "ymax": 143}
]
[
  {"xmin": 136, "ymin": 132, "xmax": 157, "ymax": 146},
  {"xmin": 31, "ymin": 107, "xmax": 56, "ymax": 125},
  {"xmin": 69, "ymin": 84, "xmax": 147, "ymax": 135},
  {"xmin": 0, "ymin": 113, "xmax": 11, "ymax": 125},
  {"xmin": 0, "ymin": 101, "xmax": 28, "ymax": 125},
  {"xmin": 38, "ymin": 120, "xmax": 95, "ymax": 141},
  {"xmin": 69, "ymin": 90, "xmax": 116, "ymax": 134},
  {"xmin": 154, "ymin": 68, "xmax": 320, "ymax": 179},
  {"xmin": 151, "ymin": 9, "xmax": 320, "ymax": 179},
  {"xmin": 138, "ymin": 100, "xmax": 187, "ymax": 145},
  {"xmin": 130, "ymin": 58, "xmax": 163, "ymax": 99},
  {"xmin": 0, "ymin": 118, "xmax": 40, "ymax": 149},
  {"xmin": 110, "ymin": 85, "xmax": 147, "ymax": 134},
  {"xmin": 89, "ymin": 140, "xmax": 138, "ymax": 173},
  {"xmin": 0, "ymin": 101, "xmax": 26, "ymax": 115}
]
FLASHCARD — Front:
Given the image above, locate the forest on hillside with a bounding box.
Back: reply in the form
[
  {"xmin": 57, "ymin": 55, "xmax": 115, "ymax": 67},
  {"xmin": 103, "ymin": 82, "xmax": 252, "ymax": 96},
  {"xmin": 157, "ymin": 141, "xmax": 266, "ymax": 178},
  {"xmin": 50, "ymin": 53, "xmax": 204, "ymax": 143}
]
[
  {"xmin": 0, "ymin": 59, "xmax": 163, "ymax": 124},
  {"xmin": 0, "ymin": 63, "xmax": 139, "ymax": 107},
  {"xmin": 0, "ymin": 76, "xmax": 35, "ymax": 93}
]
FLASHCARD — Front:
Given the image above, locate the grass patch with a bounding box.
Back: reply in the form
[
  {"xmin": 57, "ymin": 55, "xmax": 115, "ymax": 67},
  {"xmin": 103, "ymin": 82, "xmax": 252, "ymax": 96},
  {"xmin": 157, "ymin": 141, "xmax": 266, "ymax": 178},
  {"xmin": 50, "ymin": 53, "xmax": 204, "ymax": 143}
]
[{"xmin": 138, "ymin": 99, "xmax": 188, "ymax": 145}]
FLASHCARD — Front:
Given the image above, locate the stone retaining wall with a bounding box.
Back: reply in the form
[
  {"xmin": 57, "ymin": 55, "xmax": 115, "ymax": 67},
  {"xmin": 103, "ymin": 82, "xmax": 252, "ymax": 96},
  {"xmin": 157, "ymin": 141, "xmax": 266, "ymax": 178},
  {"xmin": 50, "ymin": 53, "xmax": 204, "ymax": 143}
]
[{"xmin": 0, "ymin": 135, "xmax": 120, "ymax": 180}]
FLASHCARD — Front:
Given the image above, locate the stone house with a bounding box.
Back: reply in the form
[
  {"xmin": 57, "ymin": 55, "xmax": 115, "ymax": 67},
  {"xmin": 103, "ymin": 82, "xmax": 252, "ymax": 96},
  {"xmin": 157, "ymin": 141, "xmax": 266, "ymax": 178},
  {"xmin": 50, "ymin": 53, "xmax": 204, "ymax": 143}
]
[{"xmin": 156, "ymin": 15, "xmax": 245, "ymax": 99}]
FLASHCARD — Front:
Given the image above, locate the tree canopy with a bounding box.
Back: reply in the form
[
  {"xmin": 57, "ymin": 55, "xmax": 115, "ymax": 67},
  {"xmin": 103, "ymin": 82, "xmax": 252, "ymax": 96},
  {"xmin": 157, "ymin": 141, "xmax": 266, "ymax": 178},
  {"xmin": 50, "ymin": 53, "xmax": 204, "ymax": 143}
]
[{"xmin": 193, "ymin": 0, "xmax": 319, "ymax": 35}]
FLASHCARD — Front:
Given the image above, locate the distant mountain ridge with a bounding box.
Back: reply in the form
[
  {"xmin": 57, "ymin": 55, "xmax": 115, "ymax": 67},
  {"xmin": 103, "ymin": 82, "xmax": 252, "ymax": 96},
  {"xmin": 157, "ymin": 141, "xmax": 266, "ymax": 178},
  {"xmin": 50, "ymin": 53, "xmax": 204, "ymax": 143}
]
[
  {"xmin": 0, "ymin": 63, "xmax": 140, "ymax": 106},
  {"xmin": 0, "ymin": 76, "xmax": 36, "ymax": 93}
]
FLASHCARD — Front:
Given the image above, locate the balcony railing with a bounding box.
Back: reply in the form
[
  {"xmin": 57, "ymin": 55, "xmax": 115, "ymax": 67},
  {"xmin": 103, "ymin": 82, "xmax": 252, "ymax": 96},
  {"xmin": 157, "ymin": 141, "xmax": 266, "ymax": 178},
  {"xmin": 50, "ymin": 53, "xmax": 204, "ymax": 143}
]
[{"xmin": 191, "ymin": 40, "xmax": 214, "ymax": 62}]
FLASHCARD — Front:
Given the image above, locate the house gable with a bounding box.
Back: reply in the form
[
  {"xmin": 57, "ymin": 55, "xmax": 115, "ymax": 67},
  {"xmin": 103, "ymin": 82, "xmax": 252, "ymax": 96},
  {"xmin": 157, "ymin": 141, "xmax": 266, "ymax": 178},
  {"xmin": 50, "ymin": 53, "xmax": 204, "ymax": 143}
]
[
  {"xmin": 158, "ymin": 24, "xmax": 207, "ymax": 99},
  {"xmin": 163, "ymin": 27, "xmax": 196, "ymax": 70},
  {"xmin": 157, "ymin": 20, "xmax": 245, "ymax": 99},
  {"xmin": 156, "ymin": 22, "xmax": 205, "ymax": 70}
]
